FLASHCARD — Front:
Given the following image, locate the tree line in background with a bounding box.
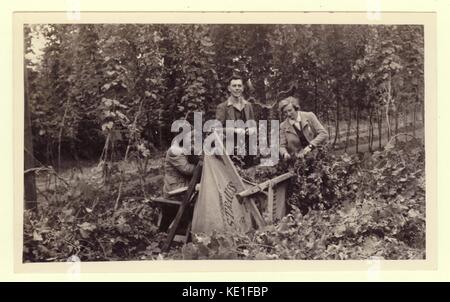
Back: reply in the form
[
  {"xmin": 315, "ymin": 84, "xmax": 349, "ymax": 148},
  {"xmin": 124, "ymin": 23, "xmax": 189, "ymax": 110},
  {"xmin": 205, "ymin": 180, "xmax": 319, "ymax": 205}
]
[{"xmin": 24, "ymin": 24, "xmax": 424, "ymax": 169}]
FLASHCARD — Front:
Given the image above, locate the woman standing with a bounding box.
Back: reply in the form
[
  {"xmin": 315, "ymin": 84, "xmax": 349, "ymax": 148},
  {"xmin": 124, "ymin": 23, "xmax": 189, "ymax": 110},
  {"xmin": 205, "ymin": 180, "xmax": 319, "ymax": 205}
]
[{"xmin": 278, "ymin": 97, "xmax": 329, "ymax": 161}]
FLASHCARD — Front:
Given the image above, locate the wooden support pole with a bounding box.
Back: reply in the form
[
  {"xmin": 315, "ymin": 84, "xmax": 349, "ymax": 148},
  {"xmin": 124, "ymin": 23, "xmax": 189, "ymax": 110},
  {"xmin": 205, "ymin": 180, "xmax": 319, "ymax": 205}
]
[
  {"xmin": 236, "ymin": 172, "xmax": 294, "ymax": 202},
  {"xmin": 24, "ymin": 64, "xmax": 37, "ymax": 211},
  {"xmin": 163, "ymin": 160, "xmax": 203, "ymax": 252},
  {"xmin": 246, "ymin": 198, "xmax": 266, "ymax": 229},
  {"xmin": 267, "ymin": 181, "xmax": 274, "ymax": 223}
]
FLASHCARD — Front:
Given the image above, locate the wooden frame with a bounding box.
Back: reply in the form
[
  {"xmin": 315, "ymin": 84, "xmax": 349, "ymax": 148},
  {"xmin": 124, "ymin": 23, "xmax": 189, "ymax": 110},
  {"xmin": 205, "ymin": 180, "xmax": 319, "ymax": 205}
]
[
  {"xmin": 153, "ymin": 131, "xmax": 294, "ymax": 250},
  {"xmin": 236, "ymin": 172, "xmax": 294, "ymax": 224},
  {"xmin": 161, "ymin": 160, "xmax": 203, "ymax": 252}
]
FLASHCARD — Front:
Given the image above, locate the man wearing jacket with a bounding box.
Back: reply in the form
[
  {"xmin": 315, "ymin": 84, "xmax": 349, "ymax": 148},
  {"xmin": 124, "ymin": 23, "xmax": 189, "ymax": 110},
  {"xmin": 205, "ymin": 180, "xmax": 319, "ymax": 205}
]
[
  {"xmin": 215, "ymin": 75, "xmax": 256, "ymax": 126},
  {"xmin": 215, "ymin": 75, "xmax": 258, "ymax": 168}
]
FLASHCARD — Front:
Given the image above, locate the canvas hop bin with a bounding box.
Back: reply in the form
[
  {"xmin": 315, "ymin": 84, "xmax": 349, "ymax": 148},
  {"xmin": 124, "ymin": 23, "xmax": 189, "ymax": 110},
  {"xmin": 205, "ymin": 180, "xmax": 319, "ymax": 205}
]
[
  {"xmin": 191, "ymin": 152, "xmax": 254, "ymax": 234},
  {"xmin": 158, "ymin": 131, "xmax": 294, "ymax": 250},
  {"xmin": 191, "ymin": 133, "xmax": 293, "ymax": 235}
]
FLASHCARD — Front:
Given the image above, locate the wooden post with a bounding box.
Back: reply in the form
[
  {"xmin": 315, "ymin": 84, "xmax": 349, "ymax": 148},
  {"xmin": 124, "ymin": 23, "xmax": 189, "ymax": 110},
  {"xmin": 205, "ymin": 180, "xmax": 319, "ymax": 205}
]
[
  {"xmin": 333, "ymin": 92, "xmax": 340, "ymax": 147},
  {"xmin": 24, "ymin": 65, "xmax": 37, "ymax": 211},
  {"xmin": 267, "ymin": 181, "xmax": 274, "ymax": 223},
  {"xmin": 246, "ymin": 197, "xmax": 266, "ymax": 229},
  {"xmin": 377, "ymin": 108, "xmax": 382, "ymax": 150},
  {"xmin": 163, "ymin": 160, "xmax": 203, "ymax": 252},
  {"xmin": 356, "ymin": 100, "xmax": 360, "ymax": 153}
]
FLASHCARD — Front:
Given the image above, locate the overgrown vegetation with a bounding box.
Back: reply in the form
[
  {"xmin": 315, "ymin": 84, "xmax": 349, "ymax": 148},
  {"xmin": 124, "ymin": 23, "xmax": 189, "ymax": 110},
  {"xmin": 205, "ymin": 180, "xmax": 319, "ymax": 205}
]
[
  {"xmin": 23, "ymin": 24, "xmax": 426, "ymax": 261},
  {"xmin": 182, "ymin": 139, "xmax": 425, "ymax": 260},
  {"xmin": 24, "ymin": 139, "xmax": 425, "ymax": 261},
  {"xmin": 25, "ymin": 24, "xmax": 424, "ymax": 166}
]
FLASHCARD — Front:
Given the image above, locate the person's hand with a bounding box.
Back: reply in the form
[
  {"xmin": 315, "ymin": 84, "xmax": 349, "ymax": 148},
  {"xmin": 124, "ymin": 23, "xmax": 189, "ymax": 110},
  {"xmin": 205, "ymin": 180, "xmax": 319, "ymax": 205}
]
[
  {"xmin": 281, "ymin": 152, "xmax": 291, "ymax": 161},
  {"xmin": 296, "ymin": 151, "xmax": 305, "ymax": 159},
  {"xmin": 303, "ymin": 145, "xmax": 313, "ymax": 155}
]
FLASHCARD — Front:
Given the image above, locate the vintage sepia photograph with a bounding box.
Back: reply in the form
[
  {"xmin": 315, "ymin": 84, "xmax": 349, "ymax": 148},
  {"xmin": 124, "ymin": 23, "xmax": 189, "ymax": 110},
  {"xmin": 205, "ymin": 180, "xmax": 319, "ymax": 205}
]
[{"xmin": 21, "ymin": 17, "xmax": 427, "ymax": 263}]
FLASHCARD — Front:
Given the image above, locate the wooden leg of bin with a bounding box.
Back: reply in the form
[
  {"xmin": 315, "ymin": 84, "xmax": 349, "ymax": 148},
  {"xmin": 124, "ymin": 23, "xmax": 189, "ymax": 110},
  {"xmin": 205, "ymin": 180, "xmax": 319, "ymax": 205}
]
[
  {"xmin": 163, "ymin": 161, "xmax": 203, "ymax": 252},
  {"xmin": 246, "ymin": 198, "xmax": 266, "ymax": 229},
  {"xmin": 184, "ymin": 221, "xmax": 192, "ymax": 244},
  {"xmin": 267, "ymin": 182, "xmax": 274, "ymax": 224}
]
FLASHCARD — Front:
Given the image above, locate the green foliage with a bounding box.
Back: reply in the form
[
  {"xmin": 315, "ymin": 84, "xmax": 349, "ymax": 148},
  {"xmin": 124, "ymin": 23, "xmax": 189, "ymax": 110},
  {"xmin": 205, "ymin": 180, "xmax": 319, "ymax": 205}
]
[
  {"xmin": 24, "ymin": 24, "xmax": 426, "ymax": 261},
  {"xmin": 182, "ymin": 140, "xmax": 425, "ymax": 260},
  {"xmin": 26, "ymin": 24, "xmax": 424, "ymax": 163},
  {"xmin": 287, "ymin": 148, "xmax": 361, "ymax": 213},
  {"xmin": 23, "ymin": 139, "xmax": 425, "ymax": 261},
  {"xmin": 23, "ymin": 167, "xmax": 165, "ymax": 262}
]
